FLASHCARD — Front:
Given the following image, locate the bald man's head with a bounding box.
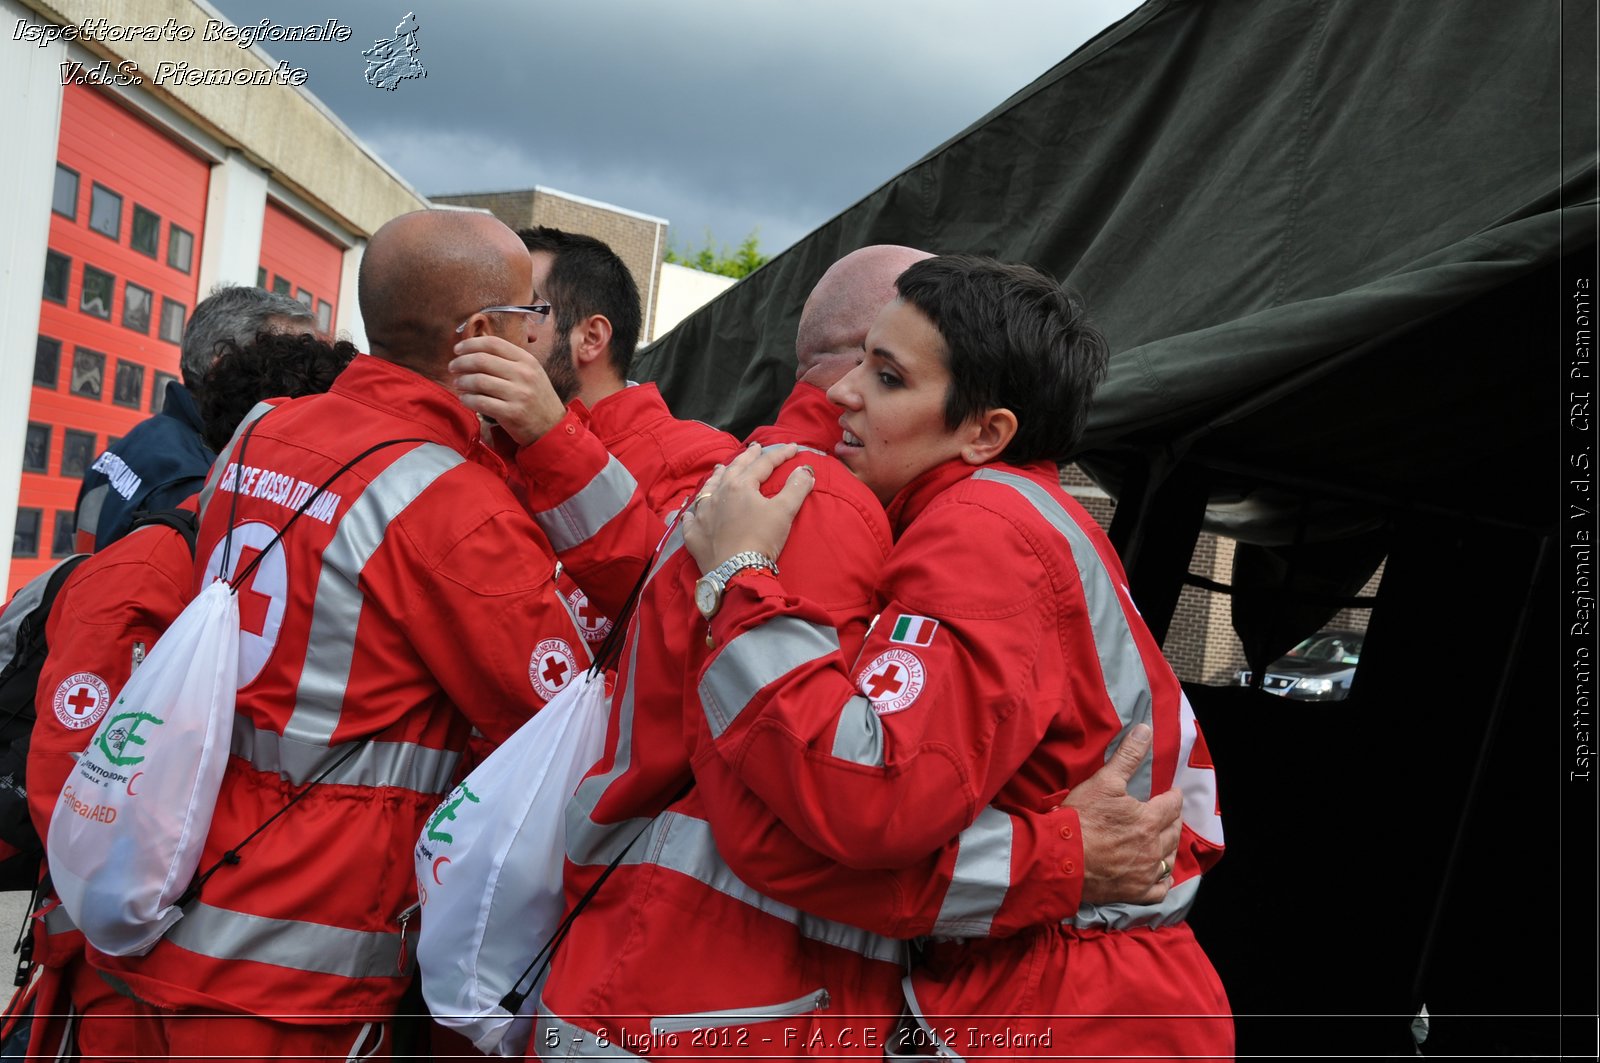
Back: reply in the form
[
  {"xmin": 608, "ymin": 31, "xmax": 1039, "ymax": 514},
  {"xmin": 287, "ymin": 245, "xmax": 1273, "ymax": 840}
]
[
  {"xmin": 794, "ymin": 244, "xmax": 933, "ymax": 388},
  {"xmin": 359, "ymin": 210, "xmax": 534, "ymax": 379}
]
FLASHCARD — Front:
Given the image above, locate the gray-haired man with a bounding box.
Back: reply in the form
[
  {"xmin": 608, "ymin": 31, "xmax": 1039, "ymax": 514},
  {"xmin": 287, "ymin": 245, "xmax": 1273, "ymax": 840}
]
[{"xmin": 72, "ymin": 284, "xmax": 314, "ymax": 552}]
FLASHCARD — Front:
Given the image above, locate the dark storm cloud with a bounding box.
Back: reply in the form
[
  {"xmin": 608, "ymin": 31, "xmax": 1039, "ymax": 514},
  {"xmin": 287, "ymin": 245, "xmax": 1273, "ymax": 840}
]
[{"xmin": 209, "ymin": 0, "xmax": 1140, "ymax": 252}]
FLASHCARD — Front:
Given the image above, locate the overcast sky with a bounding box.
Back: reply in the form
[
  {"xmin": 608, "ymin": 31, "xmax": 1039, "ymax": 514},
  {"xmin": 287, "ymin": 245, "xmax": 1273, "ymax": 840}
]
[{"xmin": 208, "ymin": 0, "xmax": 1143, "ymax": 257}]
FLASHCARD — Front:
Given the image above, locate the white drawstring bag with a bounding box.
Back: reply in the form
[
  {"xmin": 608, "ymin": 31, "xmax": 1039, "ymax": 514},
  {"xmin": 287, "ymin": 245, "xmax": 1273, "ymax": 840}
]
[
  {"xmin": 46, "ymin": 580, "xmax": 240, "ymax": 956},
  {"xmin": 413, "ymin": 667, "xmax": 609, "ymax": 1057}
]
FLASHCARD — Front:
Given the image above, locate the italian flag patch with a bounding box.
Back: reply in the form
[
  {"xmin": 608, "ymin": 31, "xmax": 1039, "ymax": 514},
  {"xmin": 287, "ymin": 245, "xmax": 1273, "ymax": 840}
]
[{"xmin": 889, "ymin": 614, "xmax": 939, "ymax": 646}]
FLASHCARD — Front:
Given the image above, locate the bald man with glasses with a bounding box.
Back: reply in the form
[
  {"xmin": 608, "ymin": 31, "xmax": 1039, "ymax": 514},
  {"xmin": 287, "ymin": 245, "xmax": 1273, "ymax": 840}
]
[{"xmin": 88, "ymin": 209, "xmax": 588, "ymax": 1061}]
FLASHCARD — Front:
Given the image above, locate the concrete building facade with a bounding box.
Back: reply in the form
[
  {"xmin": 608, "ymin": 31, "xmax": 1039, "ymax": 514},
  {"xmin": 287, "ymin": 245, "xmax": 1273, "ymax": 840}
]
[
  {"xmin": 2, "ymin": 0, "xmax": 429, "ymax": 594},
  {"xmin": 430, "ymin": 187, "xmax": 669, "ymax": 344}
]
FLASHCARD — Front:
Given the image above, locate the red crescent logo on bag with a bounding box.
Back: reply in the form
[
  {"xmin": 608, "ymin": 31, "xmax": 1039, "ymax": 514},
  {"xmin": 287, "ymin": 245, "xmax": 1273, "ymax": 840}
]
[
  {"xmin": 53, "ymin": 672, "xmax": 111, "ymax": 730},
  {"xmin": 529, "ymin": 638, "xmax": 579, "ymax": 700},
  {"xmin": 855, "ymin": 649, "xmax": 926, "ymax": 716},
  {"xmin": 432, "ymin": 855, "xmax": 450, "ymax": 885}
]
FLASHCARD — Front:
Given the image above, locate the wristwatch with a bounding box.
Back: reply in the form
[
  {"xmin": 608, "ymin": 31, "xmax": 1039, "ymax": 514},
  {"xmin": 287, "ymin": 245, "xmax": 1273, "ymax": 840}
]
[{"xmin": 694, "ymin": 551, "xmax": 779, "ymax": 619}]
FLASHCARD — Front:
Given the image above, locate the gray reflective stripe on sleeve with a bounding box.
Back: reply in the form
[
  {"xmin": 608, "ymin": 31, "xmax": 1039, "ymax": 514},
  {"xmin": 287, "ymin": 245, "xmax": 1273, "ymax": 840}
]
[
  {"xmin": 162, "ymin": 902, "xmax": 410, "ymax": 980},
  {"xmin": 931, "ymin": 806, "xmax": 1013, "ymax": 937},
  {"xmin": 533, "ymin": 1003, "xmax": 648, "ymax": 1060},
  {"xmin": 1069, "ymin": 873, "xmax": 1201, "ymax": 930},
  {"xmin": 198, "ymin": 400, "xmax": 274, "ymax": 520},
  {"xmin": 698, "ymin": 617, "xmax": 839, "ymax": 739},
  {"xmin": 44, "ymin": 904, "xmax": 77, "ymax": 935},
  {"xmin": 650, "ymin": 812, "xmax": 903, "ymax": 964},
  {"xmin": 828, "ymin": 695, "xmax": 884, "ymax": 766},
  {"xmin": 75, "ymin": 483, "xmax": 108, "ymax": 538},
  {"xmin": 530, "ymin": 454, "xmax": 638, "ymax": 554},
  {"xmin": 231, "ymin": 716, "xmax": 462, "ymax": 793},
  {"xmin": 972, "ymin": 469, "xmax": 1156, "ymax": 801},
  {"xmin": 287, "ymin": 443, "xmax": 463, "ymax": 746},
  {"xmin": 901, "ymin": 975, "xmax": 967, "ymax": 1063}
]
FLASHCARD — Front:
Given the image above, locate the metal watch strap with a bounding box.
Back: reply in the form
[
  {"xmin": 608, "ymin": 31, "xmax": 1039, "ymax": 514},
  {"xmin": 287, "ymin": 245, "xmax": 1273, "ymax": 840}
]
[{"xmin": 710, "ymin": 550, "xmax": 779, "ymax": 586}]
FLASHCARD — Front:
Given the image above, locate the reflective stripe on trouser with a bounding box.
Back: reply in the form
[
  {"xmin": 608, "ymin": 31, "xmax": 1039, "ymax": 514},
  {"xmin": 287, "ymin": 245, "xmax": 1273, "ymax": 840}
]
[
  {"xmin": 573, "ymin": 808, "xmax": 903, "ymax": 965},
  {"xmin": 160, "ymin": 902, "xmax": 411, "ymax": 979},
  {"xmin": 230, "ymin": 714, "xmax": 462, "ymax": 791}
]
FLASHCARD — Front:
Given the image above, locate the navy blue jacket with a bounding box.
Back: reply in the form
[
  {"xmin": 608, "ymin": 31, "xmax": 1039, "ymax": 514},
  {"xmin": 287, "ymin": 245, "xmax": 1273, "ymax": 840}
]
[{"xmin": 73, "ymin": 380, "xmax": 214, "ymax": 552}]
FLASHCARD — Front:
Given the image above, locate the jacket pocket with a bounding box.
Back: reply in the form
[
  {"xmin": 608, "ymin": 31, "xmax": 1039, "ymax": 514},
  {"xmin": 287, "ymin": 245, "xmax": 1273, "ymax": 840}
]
[{"xmin": 650, "ymin": 988, "xmax": 830, "ymax": 1035}]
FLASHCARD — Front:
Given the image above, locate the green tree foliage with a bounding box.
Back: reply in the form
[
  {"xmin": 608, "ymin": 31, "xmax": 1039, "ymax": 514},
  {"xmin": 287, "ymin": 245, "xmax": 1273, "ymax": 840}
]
[{"xmin": 665, "ymin": 229, "xmax": 770, "ymax": 279}]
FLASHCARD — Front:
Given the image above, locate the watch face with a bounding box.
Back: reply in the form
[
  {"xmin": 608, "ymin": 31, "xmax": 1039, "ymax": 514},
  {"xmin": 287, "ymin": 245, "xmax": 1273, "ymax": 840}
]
[{"xmin": 694, "ymin": 576, "xmax": 720, "ymax": 618}]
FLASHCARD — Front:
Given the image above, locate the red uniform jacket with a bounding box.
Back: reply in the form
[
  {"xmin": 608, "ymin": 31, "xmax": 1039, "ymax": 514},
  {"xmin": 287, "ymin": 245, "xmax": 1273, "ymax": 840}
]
[
  {"xmin": 511, "ymin": 412, "xmax": 1083, "ymax": 1059},
  {"xmin": 94, "ymin": 355, "xmax": 586, "ymax": 1020},
  {"xmin": 694, "ymin": 458, "xmax": 1232, "ymax": 1059}
]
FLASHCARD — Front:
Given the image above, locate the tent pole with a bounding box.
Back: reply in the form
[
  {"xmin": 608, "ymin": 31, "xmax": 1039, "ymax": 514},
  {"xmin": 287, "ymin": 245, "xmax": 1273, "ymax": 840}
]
[{"xmin": 1407, "ymin": 533, "xmax": 1552, "ymax": 1025}]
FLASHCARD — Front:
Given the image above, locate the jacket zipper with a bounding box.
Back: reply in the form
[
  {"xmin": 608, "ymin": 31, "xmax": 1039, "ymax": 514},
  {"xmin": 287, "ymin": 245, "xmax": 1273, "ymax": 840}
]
[{"xmin": 650, "ymin": 988, "xmax": 829, "ymax": 1034}]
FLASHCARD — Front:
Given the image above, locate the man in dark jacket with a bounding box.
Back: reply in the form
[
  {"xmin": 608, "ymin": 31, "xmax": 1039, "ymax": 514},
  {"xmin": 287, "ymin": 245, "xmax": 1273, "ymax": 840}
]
[{"xmin": 71, "ymin": 285, "xmax": 314, "ymax": 552}]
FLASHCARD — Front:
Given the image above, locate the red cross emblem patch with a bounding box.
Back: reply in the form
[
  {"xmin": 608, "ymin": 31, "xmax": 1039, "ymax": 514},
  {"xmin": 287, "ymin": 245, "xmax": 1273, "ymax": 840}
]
[
  {"xmin": 529, "ymin": 638, "xmax": 580, "ymax": 700},
  {"xmin": 856, "ymin": 648, "xmax": 926, "ymax": 716},
  {"xmin": 566, "ymin": 588, "xmax": 613, "ymax": 644},
  {"xmin": 53, "ymin": 671, "xmax": 112, "ymax": 730}
]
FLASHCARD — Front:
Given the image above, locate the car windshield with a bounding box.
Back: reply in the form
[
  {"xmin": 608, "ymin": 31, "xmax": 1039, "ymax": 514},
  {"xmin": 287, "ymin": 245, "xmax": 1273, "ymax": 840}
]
[{"xmin": 1286, "ymin": 634, "xmax": 1362, "ymax": 664}]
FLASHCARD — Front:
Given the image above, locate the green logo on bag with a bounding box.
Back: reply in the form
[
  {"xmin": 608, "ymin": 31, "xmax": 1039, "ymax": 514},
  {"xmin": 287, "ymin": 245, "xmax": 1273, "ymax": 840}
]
[
  {"xmin": 96, "ymin": 710, "xmax": 165, "ymax": 767},
  {"xmin": 425, "ymin": 783, "xmax": 480, "ymax": 845}
]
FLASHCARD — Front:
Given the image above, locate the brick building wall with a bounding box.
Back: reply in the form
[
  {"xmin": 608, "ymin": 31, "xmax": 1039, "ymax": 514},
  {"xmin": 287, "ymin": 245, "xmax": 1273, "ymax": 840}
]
[{"xmin": 429, "ymin": 187, "xmax": 668, "ymax": 343}]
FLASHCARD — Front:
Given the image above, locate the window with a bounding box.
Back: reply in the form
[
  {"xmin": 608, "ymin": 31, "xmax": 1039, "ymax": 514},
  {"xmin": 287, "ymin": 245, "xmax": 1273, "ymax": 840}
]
[
  {"xmin": 53, "ymin": 164, "xmax": 79, "ymax": 219},
  {"xmin": 295, "ymin": 287, "xmax": 315, "ymax": 309},
  {"xmin": 113, "ymin": 361, "xmax": 145, "ymax": 408},
  {"xmin": 167, "ymin": 224, "xmax": 194, "ymax": 273},
  {"xmin": 51, "ymin": 511, "xmax": 76, "ymax": 558},
  {"xmin": 61, "ymin": 429, "xmax": 97, "ymax": 478},
  {"xmin": 80, "ymin": 264, "xmax": 113, "ymax": 319},
  {"xmin": 316, "ymin": 299, "xmax": 334, "ymax": 333},
  {"xmin": 159, "ymin": 298, "xmax": 186, "ymax": 343},
  {"xmin": 89, "ymin": 183, "xmax": 122, "ymax": 239},
  {"xmin": 43, "ymin": 250, "xmax": 70, "ymax": 304},
  {"xmin": 70, "ymin": 347, "xmax": 105, "ymax": 399},
  {"xmin": 13, "ymin": 509, "xmax": 41, "ymax": 558},
  {"xmin": 257, "ymin": 266, "xmax": 268, "ymax": 288},
  {"xmin": 34, "ymin": 336, "xmax": 61, "ymax": 388},
  {"xmin": 123, "ymin": 282, "xmax": 152, "ymax": 333},
  {"xmin": 271, "ymin": 275, "xmax": 291, "ymax": 297},
  {"xmin": 131, "ymin": 206, "xmax": 161, "ymax": 257},
  {"xmin": 151, "ymin": 370, "xmax": 180, "ymax": 411},
  {"xmin": 23, "ymin": 424, "xmax": 50, "ymax": 474}
]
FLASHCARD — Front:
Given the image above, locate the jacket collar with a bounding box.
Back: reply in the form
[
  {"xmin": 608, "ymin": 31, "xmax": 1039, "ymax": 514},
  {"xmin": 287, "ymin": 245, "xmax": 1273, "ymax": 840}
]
[
  {"xmin": 159, "ymin": 379, "xmax": 205, "ymax": 435},
  {"xmin": 884, "ymin": 456, "xmax": 1059, "ymax": 537},
  {"xmin": 330, "ymin": 354, "xmax": 485, "ymax": 457},
  {"xmin": 884, "ymin": 459, "xmax": 978, "ymax": 538}
]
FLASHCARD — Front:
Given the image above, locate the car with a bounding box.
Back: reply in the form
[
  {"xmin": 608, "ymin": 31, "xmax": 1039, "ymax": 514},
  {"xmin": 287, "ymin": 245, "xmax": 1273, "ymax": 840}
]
[{"xmin": 1237, "ymin": 630, "xmax": 1364, "ymax": 701}]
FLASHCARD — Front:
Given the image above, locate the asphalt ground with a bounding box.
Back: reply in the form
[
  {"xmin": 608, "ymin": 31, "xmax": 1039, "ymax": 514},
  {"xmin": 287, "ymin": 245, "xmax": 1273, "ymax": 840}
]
[{"xmin": 0, "ymin": 890, "xmax": 31, "ymax": 1009}]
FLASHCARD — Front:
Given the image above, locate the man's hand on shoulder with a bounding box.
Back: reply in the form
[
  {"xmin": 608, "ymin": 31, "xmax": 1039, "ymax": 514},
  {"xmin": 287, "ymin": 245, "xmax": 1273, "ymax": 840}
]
[
  {"xmin": 1063, "ymin": 723, "xmax": 1183, "ymax": 906},
  {"xmin": 450, "ymin": 336, "xmax": 567, "ymax": 445}
]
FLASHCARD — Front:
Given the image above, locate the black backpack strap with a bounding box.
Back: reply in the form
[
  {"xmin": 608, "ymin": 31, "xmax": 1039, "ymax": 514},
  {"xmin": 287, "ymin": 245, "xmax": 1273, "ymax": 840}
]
[{"xmin": 125, "ymin": 507, "xmax": 200, "ymax": 558}]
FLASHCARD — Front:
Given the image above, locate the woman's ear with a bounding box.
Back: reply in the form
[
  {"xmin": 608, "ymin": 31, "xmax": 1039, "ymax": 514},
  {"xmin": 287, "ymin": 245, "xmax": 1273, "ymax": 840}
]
[{"xmin": 960, "ymin": 407, "xmax": 1018, "ymax": 466}]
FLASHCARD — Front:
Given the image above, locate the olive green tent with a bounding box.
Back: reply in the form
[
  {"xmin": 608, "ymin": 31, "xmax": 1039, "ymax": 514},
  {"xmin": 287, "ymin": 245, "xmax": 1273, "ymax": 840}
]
[{"xmin": 636, "ymin": 0, "xmax": 1597, "ymax": 1054}]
